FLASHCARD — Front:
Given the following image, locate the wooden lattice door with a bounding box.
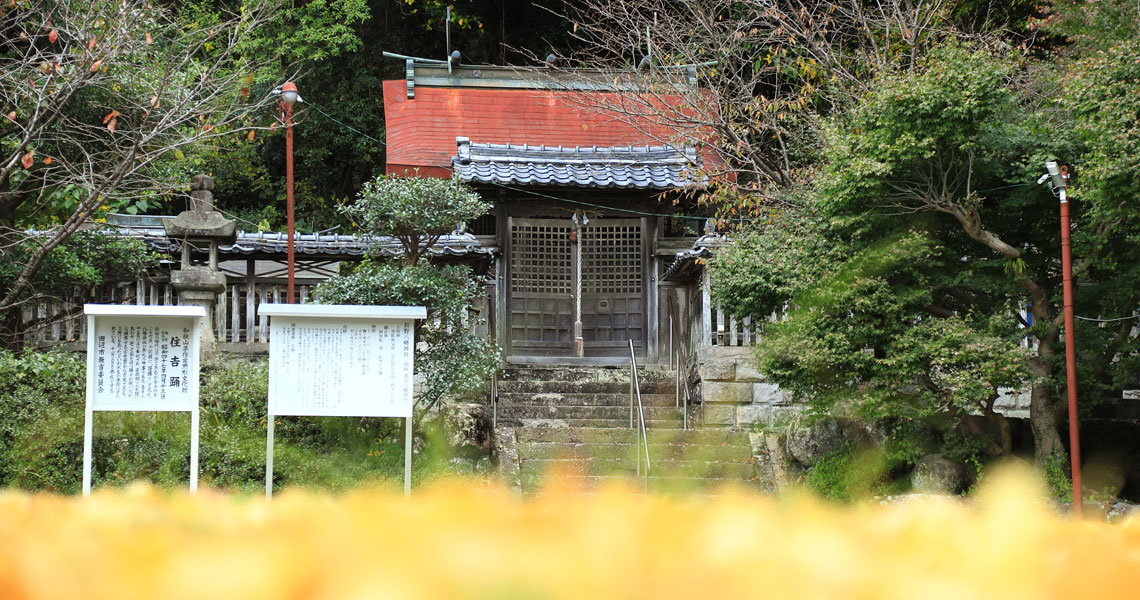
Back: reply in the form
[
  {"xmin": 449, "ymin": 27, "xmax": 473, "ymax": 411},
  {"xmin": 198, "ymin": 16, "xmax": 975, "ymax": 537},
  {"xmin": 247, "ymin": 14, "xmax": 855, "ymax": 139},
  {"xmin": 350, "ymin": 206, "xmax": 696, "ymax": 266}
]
[
  {"xmin": 508, "ymin": 218, "xmax": 574, "ymax": 354},
  {"xmin": 507, "ymin": 216, "xmax": 647, "ymax": 358},
  {"xmin": 581, "ymin": 218, "xmax": 645, "ymax": 355}
]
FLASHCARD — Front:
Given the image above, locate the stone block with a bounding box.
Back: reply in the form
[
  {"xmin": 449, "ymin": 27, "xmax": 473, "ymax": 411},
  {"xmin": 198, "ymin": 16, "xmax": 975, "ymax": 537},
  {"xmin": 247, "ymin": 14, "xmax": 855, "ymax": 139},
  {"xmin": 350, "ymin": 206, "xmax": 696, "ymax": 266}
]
[
  {"xmin": 703, "ymin": 381, "xmax": 752, "ymax": 404},
  {"xmin": 735, "ymin": 361, "xmax": 765, "ymax": 381},
  {"xmin": 770, "ymin": 407, "xmax": 804, "ymax": 424},
  {"xmin": 702, "ymin": 404, "xmax": 737, "ymax": 427},
  {"xmin": 171, "ymin": 266, "xmax": 227, "ymax": 293},
  {"xmin": 737, "ymin": 405, "xmax": 773, "ymax": 426},
  {"xmin": 697, "ymin": 345, "xmax": 752, "ymax": 360},
  {"xmin": 752, "ymin": 382, "xmax": 787, "ymax": 405},
  {"xmin": 698, "ymin": 358, "xmax": 736, "ymax": 381}
]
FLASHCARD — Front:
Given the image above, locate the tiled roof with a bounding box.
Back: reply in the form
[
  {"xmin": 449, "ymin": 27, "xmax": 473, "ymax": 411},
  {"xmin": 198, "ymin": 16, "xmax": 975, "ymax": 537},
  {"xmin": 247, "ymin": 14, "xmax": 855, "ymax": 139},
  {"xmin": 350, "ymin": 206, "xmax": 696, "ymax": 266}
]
[
  {"xmin": 105, "ymin": 225, "xmax": 494, "ymax": 260},
  {"xmin": 452, "ymin": 138, "xmax": 706, "ymax": 189},
  {"xmin": 662, "ymin": 233, "xmax": 730, "ymax": 280}
]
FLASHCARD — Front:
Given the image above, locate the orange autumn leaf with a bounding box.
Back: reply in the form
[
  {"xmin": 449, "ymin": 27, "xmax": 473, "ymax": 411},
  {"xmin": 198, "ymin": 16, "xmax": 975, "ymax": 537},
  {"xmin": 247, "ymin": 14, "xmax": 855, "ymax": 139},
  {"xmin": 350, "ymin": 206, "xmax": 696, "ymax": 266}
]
[
  {"xmin": 106, "ymin": 117, "xmax": 117, "ymax": 133},
  {"xmin": 5, "ymin": 111, "xmax": 15, "ymax": 122},
  {"xmin": 20, "ymin": 151, "xmax": 34, "ymax": 169},
  {"xmin": 150, "ymin": 96, "xmax": 159, "ymax": 108},
  {"xmin": 88, "ymin": 37, "xmax": 97, "ymax": 50},
  {"xmin": 89, "ymin": 59, "xmax": 102, "ymax": 72},
  {"xmin": 42, "ymin": 156, "xmax": 52, "ymax": 165},
  {"xmin": 145, "ymin": 32, "xmax": 153, "ymax": 44},
  {"xmin": 102, "ymin": 110, "xmax": 119, "ymax": 124},
  {"xmin": 247, "ymin": 129, "xmax": 255, "ymax": 141},
  {"xmin": 48, "ymin": 29, "xmax": 57, "ymax": 43}
]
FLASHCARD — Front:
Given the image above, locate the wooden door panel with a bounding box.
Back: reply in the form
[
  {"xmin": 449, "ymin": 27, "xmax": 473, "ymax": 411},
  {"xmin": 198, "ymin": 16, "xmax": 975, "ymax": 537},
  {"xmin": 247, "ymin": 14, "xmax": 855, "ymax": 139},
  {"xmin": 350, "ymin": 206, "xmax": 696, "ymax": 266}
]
[{"xmin": 509, "ymin": 219, "xmax": 573, "ymax": 353}]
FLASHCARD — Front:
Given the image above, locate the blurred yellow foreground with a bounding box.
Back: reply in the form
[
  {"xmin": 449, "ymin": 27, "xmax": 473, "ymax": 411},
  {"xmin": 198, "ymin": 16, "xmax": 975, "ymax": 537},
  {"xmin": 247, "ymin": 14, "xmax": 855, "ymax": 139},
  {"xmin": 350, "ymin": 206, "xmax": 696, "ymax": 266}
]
[{"xmin": 1, "ymin": 468, "xmax": 1138, "ymax": 600}]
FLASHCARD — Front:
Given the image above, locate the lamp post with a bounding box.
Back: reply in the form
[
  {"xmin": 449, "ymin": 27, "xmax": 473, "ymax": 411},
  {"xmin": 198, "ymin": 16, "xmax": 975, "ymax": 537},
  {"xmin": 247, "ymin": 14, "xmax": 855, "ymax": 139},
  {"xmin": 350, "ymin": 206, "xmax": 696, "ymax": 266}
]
[
  {"xmin": 1044, "ymin": 160, "xmax": 1082, "ymax": 516},
  {"xmin": 278, "ymin": 81, "xmax": 300, "ymax": 304}
]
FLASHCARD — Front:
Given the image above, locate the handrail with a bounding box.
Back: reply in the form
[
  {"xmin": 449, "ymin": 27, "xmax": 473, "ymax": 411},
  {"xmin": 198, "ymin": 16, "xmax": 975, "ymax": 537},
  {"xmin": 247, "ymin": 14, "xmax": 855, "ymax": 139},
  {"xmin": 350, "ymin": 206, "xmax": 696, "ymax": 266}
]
[
  {"xmin": 667, "ymin": 297, "xmax": 692, "ymax": 430},
  {"xmin": 628, "ymin": 340, "xmax": 652, "ymax": 483},
  {"xmin": 490, "ymin": 371, "xmax": 499, "ymax": 429}
]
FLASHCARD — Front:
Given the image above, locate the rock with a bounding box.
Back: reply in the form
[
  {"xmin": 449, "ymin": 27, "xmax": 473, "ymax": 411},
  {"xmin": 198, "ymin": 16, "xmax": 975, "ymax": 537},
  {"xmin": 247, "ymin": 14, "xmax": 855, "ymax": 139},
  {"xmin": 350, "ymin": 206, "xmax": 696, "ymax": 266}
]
[
  {"xmin": 439, "ymin": 402, "xmax": 492, "ymax": 458},
  {"xmin": 785, "ymin": 417, "xmax": 851, "ymax": 468},
  {"xmin": 911, "ymin": 454, "xmax": 966, "ymax": 494}
]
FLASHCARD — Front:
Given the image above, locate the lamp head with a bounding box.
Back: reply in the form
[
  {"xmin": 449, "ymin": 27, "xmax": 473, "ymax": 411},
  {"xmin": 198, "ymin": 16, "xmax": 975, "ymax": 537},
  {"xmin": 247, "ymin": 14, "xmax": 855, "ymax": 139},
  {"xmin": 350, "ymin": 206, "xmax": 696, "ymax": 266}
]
[
  {"xmin": 279, "ymin": 81, "xmax": 299, "ymax": 106},
  {"xmin": 1045, "ymin": 160, "xmax": 1067, "ymax": 190}
]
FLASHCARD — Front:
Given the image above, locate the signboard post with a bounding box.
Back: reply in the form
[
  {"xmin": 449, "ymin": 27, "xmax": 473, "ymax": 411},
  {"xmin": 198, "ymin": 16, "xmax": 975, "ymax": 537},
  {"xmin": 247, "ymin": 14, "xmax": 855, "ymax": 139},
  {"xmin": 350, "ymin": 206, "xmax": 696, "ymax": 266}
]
[
  {"xmin": 83, "ymin": 304, "xmax": 207, "ymax": 496},
  {"xmin": 259, "ymin": 304, "xmax": 427, "ymax": 498}
]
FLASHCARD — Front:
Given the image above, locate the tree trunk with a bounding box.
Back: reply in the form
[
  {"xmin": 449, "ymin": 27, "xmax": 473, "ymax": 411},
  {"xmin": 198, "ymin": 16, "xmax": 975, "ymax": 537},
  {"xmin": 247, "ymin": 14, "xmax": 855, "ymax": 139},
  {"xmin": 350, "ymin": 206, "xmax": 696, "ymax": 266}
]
[{"xmin": 1028, "ymin": 344, "xmax": 1066, "ymax": 464}]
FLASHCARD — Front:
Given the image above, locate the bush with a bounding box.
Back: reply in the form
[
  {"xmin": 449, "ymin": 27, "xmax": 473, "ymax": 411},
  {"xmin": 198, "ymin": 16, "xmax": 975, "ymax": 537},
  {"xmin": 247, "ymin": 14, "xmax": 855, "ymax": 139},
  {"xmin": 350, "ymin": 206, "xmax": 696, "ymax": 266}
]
[
  {"xmin": 804, "ymin": 445, "xmax": 893, "ymax": 502},
  {"xmin": 0, "ymin": 348, "xmax": 86, "ymax": 485},
  {"xmin": 0, "ymin": 351, "xmax": 456, "ymax": 493}
]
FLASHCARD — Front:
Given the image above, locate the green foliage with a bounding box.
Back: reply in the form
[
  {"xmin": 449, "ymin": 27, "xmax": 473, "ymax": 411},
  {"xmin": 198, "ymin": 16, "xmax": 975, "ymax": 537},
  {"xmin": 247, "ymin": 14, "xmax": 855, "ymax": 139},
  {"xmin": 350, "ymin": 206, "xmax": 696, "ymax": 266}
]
[
  {"xmin": 0, "ymin": 348, "xmax": 86, "ymax": 486},
  {"xmin": 0, "ymin": 352, "xmax": 467, "ymax": 493},
  {"xmin": 343, "ymin": 175, "xmax": 488, "ymax": 264},
  {"xmin": 803, "ymin": 445, "xmax": 892, "ymax": 503},
  {"xmin": 941, "ymin": 432, "xmax": 991, "ymax": 481},
  {"xmin": 0, "ymin": 231, "xmax": 158, "ymax": 304},
  {"xmin": 1043, "ymin": 453, "xmax": 1073, "ymax": 502},
  {"xmin": 818, "ymin": 44, "xmax": 1021, "ymax": 218}
]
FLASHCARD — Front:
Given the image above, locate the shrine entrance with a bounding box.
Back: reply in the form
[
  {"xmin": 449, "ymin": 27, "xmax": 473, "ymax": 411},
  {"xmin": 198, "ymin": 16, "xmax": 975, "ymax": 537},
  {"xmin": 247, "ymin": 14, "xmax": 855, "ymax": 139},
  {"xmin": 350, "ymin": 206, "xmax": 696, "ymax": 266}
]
[{"xmin": 507, "ymin": 217, "xmax": 647, "ymax": 358}]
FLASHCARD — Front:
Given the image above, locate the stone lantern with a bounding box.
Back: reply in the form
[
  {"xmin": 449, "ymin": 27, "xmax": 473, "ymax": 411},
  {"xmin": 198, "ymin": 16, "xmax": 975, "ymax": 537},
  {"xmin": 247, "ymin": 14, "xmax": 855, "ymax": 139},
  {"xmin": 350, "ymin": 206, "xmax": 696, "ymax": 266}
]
[{"xmin": 163, "ymin": 174, "xmax": 235, "ymax": 352}]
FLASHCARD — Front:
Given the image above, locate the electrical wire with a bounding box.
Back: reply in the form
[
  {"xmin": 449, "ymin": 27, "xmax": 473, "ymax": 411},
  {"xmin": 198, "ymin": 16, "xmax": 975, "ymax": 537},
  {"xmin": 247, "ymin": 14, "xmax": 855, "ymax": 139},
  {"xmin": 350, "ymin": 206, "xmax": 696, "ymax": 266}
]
[{"xmin": 1075, "ymin": 314, "xmax": 1140, "ymax": 323}]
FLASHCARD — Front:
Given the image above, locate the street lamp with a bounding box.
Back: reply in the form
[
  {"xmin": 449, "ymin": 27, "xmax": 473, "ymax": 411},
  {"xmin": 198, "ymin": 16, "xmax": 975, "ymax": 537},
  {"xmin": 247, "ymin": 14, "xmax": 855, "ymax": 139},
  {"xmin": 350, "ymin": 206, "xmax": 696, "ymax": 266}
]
[
  {"xmin": 1042, "ymin": 159, "xmax": 1082, "ymax": 516},
  {"xmin": 275, "ymin": 81, "xmax": 301, "ymax": 303}
]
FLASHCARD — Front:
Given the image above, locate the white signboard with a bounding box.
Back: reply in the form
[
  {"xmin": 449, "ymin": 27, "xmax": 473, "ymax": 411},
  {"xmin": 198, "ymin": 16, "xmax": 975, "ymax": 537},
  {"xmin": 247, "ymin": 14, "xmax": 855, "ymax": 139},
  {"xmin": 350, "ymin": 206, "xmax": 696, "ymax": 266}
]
[
  {"xmin": 83, "ymin": 304, "xmax": 206, "ymax": 496},
  {"xmin": 259, "ymin": 304, "xmax": 427, "ymax": 497}
]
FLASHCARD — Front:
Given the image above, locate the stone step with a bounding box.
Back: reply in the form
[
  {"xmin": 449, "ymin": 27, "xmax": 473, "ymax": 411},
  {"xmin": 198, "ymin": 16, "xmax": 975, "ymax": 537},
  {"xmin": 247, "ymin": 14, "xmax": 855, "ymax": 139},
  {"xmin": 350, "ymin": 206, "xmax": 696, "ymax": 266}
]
[
  {"xmin": 513, "ymin": 426, "xmax": 746, "ymax": 446},
  {"xmin": 516, "ymin": 440, "xmax": 754, "ymax": 462},
  {"xmin": 498, "ymin": 380, "xmax": 674, "ymax": 395},
  {"xmin": 519, "ymin": 457, "xmax": 756, "ymax": 479},
  {"xmin": 497, "ymin": 392, "xmax": 679, "ymax": 408},
  {"xmin": 496, "ymin": 417, "xmax": 682, "ymax": 429},
  {"xmin": 518, "ymin": 472, "xmax": 759, "ymax": 494},
  {"xmin": 501, "ymin": 366, "xmax": 675, "ymax": 384},
  {"xmin": 496, "ymin": 404, "xmax": 684, "ymax": 422}
]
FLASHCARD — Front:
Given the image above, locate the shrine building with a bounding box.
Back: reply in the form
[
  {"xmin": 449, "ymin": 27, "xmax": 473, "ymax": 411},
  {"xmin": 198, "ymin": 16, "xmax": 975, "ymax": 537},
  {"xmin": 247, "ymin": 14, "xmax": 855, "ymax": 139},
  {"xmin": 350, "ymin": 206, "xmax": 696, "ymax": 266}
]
[{"xmin": 382, "ymin": 59, "xmax": 718, "ymax": 364}]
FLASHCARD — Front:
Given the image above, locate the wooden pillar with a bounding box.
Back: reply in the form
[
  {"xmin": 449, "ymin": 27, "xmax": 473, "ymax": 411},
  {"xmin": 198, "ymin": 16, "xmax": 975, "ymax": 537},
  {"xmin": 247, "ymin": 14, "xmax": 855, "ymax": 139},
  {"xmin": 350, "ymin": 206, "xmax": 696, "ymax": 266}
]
[{"xmin": 245, "ymin": 258, "xmax": 256, "ymax": 344}]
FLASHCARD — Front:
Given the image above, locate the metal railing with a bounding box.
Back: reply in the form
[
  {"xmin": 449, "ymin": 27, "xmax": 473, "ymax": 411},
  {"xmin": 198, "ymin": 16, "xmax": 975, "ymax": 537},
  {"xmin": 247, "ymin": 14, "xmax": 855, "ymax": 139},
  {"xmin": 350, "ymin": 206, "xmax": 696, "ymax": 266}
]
[
  {"xmin": 490, "ymin": 371, "xmax": 499, "ymax": 429},
  {"xmin": 628, "ymin": 339, "xmax": 652, "ymax": 487},
  {"xmin": 667, "ymin": 298, "xmax": 692, "ymax": 430}
]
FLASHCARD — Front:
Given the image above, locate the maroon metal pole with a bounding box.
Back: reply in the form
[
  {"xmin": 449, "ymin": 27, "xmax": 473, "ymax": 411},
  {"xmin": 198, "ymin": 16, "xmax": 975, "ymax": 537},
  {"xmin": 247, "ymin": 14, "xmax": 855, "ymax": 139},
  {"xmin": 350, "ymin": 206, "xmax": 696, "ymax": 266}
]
[
  {"xmin": 1059, "ymin": 186, "xmax": 1082, "ymax": 516},
  {"xmin": 284, "ymin": 100, "xmax": 295, "ymax": 305}
]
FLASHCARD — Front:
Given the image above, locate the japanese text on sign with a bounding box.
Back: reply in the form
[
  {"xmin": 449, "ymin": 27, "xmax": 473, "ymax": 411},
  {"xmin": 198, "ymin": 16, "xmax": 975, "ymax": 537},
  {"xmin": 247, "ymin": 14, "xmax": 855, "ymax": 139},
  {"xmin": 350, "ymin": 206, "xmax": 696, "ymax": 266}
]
[
  {"xmin": 91, "ymin": 316, "xmax": 195, "ymax": 411},
  {"xmin": 268, "ymin": 317, "xmax": 415, "ymax": 417}
]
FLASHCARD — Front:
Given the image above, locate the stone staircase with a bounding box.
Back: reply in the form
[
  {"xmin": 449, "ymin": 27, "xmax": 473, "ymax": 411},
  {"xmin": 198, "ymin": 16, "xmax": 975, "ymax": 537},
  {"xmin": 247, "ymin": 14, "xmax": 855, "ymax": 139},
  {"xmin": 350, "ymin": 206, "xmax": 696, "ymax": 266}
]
[{"xmin": 494, "ymin": 365, "xmax": 760, "ymax": 494}]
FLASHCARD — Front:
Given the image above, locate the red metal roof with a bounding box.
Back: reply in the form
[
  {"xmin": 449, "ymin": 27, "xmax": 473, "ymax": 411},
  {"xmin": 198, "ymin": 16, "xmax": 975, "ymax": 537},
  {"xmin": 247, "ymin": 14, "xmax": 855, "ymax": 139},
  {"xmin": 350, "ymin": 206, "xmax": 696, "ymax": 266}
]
[{"xmin": 383, "ymin": 79, "xmax": 703, "ymax": 178}]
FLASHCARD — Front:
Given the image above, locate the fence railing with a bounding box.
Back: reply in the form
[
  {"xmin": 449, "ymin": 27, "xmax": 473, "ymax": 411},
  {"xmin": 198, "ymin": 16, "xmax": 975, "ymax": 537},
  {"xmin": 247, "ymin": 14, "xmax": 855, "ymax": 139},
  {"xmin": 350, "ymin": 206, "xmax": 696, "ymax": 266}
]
[{"xmin": 18, "ymin": 276, "xmax": 493, "ymax": 347}]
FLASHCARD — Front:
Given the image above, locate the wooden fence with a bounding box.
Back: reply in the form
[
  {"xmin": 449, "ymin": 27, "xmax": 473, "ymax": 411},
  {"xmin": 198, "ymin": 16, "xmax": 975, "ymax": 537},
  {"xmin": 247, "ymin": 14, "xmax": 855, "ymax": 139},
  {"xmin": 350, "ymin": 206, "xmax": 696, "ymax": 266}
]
[{"xmin": 18, "ymin": 277, "xmax": 490, "ymax": 347}]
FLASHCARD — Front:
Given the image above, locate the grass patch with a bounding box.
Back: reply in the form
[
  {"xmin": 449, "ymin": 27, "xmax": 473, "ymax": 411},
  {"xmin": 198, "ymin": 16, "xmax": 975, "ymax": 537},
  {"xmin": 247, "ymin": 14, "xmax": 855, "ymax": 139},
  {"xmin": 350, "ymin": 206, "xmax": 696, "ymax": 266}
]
[{"xmin": 0, "ymin": 349, "xmax": 475, "ymax": 494}]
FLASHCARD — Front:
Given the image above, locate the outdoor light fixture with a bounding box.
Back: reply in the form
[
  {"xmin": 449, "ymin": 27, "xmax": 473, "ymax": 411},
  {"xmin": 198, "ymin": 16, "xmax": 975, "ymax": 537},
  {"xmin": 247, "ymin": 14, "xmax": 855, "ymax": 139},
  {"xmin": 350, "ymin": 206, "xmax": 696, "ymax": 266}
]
[
  {"xmin": 1046, "ymin": 160, "xmax": 1068, "ymax": 192},
  {"xmin": 1040, "ymin": 159, "xmax": 1081, "ymax": 515},
  {"xmin": 279, "ymin": 81, "xmax": 301, "ymax": 105}
]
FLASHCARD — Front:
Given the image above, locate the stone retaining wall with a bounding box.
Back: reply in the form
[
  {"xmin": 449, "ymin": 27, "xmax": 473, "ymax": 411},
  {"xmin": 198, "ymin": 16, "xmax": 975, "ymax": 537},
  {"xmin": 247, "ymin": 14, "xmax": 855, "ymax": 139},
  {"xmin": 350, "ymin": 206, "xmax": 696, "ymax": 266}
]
[
  {"xmin": 696, "ymin": 346, "xmax": 803, "ymax": 428},
  {"xmin": 695, "ymin": 347, "xmax": 1034, "ymax": 428}
]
